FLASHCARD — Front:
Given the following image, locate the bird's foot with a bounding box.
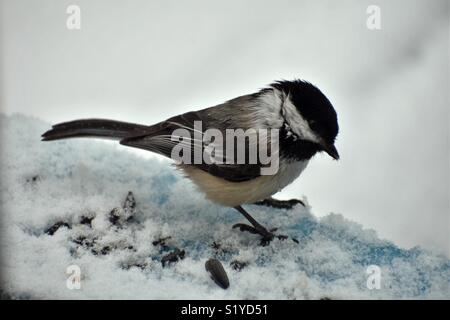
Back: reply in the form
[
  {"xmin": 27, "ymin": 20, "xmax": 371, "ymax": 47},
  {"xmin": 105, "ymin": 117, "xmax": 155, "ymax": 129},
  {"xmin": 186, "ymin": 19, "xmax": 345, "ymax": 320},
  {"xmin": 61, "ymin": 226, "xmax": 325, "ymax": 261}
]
[
  {"xmin": 254, "ymin": 197, "xmax": 305, "ymax": 209},
  {"xmin": 232, "ymin": 223, "xmax": 298, "ymax": 246}
]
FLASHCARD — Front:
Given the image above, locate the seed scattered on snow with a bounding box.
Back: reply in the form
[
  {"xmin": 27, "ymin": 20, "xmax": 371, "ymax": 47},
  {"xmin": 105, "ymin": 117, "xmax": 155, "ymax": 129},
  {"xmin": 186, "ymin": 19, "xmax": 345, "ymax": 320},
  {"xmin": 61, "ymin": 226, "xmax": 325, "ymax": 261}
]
[
  {"xmin": 205, "ymin": 258, "xmax": 229, "ymax": 289},
  {"xmin": 161, "ymin": 248, "xmax": 185, "ymax": 267},
  {"xmin": 109, "ymin": 191, "xmax": 138, "ymax": 227},
  {"xmin": 45, "ymin": 221, "xmax": 71, "ymax": 235},
  {"xmin": 152, "ymin": 236, "xmax": 172, "ymax": 247},
  {"xmin": 230, "ymin": 260, "xmax": 247, "ymax": 271},
  {"xmin": 123, "ymin": 191, "xmax": 137, "ymax": 216},
  {"xmin": 79, "ymin": 215, "xmax": 94, "ymax": 227}
]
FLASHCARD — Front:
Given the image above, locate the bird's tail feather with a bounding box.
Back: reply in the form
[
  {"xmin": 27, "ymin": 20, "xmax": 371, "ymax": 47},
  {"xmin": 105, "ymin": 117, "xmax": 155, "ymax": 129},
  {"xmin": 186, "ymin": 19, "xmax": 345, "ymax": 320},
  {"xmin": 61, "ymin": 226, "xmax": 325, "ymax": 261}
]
[{"xmin": 41, "ymin": 119, "xmax": 149, "ymax": 141}]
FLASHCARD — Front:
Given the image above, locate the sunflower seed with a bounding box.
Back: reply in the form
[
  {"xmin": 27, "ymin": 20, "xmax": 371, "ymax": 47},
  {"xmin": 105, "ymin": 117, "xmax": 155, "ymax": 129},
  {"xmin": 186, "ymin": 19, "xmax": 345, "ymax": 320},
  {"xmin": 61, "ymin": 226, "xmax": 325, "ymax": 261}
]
[
  {"xmin": 205, "ymin": 258, "xmax": 229, "ymax": 289},
  {"xmin": 161, "ymin": 248, "xmax": 185, "ymax": 267},
  {"xmin": 45, "ymin": 221, "xmax": 70, "ymax": 235}
]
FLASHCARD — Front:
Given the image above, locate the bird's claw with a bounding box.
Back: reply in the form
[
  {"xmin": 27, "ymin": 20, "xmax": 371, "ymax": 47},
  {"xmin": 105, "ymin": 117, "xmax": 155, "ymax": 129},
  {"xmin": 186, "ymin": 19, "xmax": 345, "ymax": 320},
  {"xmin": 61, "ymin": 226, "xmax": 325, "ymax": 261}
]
[
  {"xmin": 232, "ymin": 223, "xmax": 296, "ymax": 246},
  {"xmin": 232, "ymin": 223, "xmax": 261, "ymax": 235}
]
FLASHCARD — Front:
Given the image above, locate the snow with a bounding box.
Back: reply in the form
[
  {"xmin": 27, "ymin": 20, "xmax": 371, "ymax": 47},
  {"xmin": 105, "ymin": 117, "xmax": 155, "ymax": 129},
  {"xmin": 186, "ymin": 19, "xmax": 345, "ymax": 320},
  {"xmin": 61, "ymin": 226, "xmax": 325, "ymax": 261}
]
[{"xmin": 0, "ymin": 114, "xmax": 449, "ymax": 299}]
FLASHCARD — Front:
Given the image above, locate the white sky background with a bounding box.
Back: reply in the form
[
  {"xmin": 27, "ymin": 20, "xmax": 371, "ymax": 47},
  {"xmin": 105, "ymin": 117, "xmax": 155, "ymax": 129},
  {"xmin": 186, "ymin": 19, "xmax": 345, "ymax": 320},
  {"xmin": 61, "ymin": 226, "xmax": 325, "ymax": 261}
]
[{"xmin": 0, "ymin": 0, "xmax": 449, "ymax": 255}]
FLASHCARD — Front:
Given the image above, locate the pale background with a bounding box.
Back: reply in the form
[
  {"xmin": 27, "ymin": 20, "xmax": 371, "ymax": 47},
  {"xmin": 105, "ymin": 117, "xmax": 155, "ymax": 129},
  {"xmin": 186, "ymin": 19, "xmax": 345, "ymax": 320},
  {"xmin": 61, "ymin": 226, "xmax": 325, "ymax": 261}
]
[{"xmin": 0, "ymin": 0, "xmax": 449, "ymax": 255}]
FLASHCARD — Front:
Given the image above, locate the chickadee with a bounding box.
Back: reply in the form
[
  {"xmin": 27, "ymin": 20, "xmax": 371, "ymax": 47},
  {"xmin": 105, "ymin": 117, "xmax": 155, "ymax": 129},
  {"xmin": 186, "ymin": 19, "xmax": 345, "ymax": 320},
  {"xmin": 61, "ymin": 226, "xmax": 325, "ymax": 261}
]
[{"xmin": 42, "ymin": 79, "xmax": 339, "ymax": 245}]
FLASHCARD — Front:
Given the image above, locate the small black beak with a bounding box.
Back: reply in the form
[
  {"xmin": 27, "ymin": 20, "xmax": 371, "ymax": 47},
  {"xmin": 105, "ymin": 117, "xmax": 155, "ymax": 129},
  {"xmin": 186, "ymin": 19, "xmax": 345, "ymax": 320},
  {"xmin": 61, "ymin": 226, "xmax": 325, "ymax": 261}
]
[{"xmin": 323, "ymin": 143, "xmax": 339, "ymax": 160}]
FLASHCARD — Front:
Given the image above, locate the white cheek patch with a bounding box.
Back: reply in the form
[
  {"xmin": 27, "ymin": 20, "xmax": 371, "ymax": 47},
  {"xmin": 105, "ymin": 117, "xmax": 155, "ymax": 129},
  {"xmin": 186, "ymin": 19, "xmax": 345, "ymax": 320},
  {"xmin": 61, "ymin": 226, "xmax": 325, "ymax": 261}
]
[
  {"xmin": 252, "ymin": 89, "xmax": 284, "ymax": 129},
  {"xmin": 281, "ymin": 94, "xmax": 320, "ymax": 143}
]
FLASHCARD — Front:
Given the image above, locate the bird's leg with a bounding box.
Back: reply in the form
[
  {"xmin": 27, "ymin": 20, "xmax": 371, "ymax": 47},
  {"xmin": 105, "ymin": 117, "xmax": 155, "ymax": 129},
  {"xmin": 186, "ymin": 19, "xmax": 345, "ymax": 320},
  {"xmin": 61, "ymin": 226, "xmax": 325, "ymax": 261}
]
[
  {"xmin": 233, "ymin": 205, "xmax": 273, "ymax": 239},
  {"xmin": 232, "ymin": 205, "xmax": 293, "ymax": 246},
  {"xmin": 254, "ymin": 197, "xmax": 305, "ymax": 209}
]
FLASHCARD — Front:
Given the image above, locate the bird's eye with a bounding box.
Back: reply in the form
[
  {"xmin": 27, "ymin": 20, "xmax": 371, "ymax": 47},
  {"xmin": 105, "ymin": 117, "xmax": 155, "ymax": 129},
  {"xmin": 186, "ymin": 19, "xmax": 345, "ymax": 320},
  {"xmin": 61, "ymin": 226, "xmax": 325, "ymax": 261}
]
[{"xmin": 309, "ymin": 120, "xmax": 319, "ymax": 131}]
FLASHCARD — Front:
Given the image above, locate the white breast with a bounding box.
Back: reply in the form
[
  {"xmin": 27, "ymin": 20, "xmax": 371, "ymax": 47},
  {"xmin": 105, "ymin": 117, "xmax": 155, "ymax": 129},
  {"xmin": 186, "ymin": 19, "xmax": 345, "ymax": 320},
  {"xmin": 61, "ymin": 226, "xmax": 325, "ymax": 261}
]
[
  {"xmin": 178, "ymin": 159, "xmax": 309, "ymax": 207},
  {"xmin": 264, "ymin": 158, "xmax": 309, "ymax": 195}
]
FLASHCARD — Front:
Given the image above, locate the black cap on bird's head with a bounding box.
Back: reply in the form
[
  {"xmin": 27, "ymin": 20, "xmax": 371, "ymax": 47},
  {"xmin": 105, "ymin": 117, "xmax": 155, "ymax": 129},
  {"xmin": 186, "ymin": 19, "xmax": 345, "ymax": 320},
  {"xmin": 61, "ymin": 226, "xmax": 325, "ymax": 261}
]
[{"xmin": 271, "ymin": 79, "xmax": 340, "ymax": 160}]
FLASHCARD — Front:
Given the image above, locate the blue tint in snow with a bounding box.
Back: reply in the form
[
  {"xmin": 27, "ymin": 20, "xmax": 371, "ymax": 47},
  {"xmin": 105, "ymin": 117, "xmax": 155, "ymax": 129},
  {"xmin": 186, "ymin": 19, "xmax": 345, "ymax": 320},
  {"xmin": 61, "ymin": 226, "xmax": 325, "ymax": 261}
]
[{"xmin": 0, "ymin": 114, "xmax": 448, "ymax": 299}]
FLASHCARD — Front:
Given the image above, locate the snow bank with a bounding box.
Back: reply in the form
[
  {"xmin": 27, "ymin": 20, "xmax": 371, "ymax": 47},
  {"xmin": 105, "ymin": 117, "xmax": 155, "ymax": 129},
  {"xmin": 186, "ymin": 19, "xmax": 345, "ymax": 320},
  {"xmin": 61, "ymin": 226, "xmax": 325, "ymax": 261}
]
[{"xmin": 0, "ymin": 114, "xmax": 448, "ymax": 299}]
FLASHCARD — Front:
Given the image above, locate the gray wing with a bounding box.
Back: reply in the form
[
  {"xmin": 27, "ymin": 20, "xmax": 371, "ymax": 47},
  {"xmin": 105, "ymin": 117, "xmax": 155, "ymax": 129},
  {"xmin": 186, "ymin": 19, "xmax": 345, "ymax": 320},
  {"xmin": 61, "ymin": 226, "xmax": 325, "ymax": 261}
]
[{"xmin": 120, "ymin": 94, "xmax": 267, "ymax": 182}]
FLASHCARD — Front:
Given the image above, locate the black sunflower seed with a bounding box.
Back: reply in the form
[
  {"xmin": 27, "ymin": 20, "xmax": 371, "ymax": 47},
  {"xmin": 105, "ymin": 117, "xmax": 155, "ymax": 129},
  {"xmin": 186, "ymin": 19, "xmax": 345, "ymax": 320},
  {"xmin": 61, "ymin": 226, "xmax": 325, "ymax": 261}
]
[
  {"xmin": 45, "ymin": 221, "xmax": 70, "ymax": 235},
  {"xmin": 123, "ymin": 191, "xmax": 136, "ymax": 215},
  {"xmin": 205, "ymin": 258, "xmax": 229, "ymax": 289},
  {"xmin": 80, "ymin": 215, "xmax": 94, "ymax": 227},
  {"xmin": 161, "ymin": 248, "xmax": 185, "ymax": 267},
  {"xmin": 230, "ymin": 260, "xmax": 247, "ymax": 271}
]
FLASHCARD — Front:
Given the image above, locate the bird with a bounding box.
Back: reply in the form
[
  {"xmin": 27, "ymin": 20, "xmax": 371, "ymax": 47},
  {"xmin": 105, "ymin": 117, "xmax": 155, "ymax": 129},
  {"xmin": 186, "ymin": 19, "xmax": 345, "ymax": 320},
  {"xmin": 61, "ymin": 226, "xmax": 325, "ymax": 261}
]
[{"xmin": 42, "ymin": 79, "xmax": 339, "ymax": 245}]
